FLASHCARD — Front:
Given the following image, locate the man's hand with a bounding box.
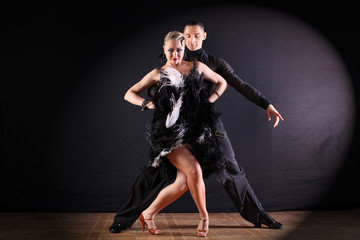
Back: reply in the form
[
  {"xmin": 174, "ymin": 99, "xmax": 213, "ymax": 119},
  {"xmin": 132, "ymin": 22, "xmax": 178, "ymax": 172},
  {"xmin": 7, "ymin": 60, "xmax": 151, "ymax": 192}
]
[{"xmin": 266, "ymin": 104, "xmax": 284, "ymax": 128}]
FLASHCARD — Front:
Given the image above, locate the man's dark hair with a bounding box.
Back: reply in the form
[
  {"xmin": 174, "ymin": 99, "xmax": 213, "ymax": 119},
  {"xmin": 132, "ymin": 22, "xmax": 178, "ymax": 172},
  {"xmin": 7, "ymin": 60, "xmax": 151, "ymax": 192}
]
[{"xmin": 184, "ymin": 21, "xmax": 205, "ymax": 31}]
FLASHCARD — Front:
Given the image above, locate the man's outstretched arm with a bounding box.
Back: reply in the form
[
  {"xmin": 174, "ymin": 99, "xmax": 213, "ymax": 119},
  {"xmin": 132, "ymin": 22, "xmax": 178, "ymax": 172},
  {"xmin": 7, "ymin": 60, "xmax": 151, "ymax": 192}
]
[{"xmin": 211, "ymin": 56, "xmax": 284, "ymax": 127}]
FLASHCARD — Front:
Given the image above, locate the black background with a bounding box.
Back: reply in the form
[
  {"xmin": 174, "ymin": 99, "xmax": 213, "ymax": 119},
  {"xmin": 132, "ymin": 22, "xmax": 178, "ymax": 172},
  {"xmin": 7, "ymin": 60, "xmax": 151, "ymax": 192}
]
[{"xmin": 2, "ymin": 0, "xmax": 359, "ymax": 217}]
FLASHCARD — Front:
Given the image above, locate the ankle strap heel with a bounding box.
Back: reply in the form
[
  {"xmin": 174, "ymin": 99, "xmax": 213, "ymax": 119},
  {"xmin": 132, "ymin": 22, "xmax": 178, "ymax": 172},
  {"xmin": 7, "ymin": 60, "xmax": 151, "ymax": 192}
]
[{"xmin": 196, "ymin": 219, "xmax": 209, "ymax": 237}]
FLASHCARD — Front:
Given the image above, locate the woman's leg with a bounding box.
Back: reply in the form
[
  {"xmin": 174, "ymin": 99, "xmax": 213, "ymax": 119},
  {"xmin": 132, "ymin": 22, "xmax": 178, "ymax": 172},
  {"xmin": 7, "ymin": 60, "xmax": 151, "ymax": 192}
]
[
  {"xmin": 167, "ymin": 147, "xmax": 209, "ymax": 233},
  {"xmin": 142, "ymin": 169, "xmax": 188, "ymax": 228}
]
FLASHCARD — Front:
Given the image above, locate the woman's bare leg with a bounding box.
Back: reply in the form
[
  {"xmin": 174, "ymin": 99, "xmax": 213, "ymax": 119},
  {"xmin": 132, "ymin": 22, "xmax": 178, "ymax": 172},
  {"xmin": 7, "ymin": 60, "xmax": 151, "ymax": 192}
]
[
  {"xmin": 142, "ymin": 146, "xmax": 209, "ymax": 234},
  {"xmin": 167, "ymin": 147, "xmax": 209, "ymax": 221},
  {"xmin": 142, "ymin": 169, "xmax": 188, "ymax": 228}
]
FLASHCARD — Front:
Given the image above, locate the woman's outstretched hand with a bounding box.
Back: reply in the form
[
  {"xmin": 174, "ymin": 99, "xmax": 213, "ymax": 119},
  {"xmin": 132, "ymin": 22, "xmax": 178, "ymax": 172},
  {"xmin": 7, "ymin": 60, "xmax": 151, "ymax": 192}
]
[{"xmin": 266, "ymin": 104, "xmax": 284, "ymax": 128}]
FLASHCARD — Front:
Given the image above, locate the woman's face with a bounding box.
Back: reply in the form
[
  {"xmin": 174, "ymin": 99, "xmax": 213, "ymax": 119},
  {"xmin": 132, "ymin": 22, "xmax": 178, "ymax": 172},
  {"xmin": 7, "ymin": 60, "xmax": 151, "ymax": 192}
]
[{"xmin": 163, "ymin": 39, "xmax": 184, "ymax": 65}]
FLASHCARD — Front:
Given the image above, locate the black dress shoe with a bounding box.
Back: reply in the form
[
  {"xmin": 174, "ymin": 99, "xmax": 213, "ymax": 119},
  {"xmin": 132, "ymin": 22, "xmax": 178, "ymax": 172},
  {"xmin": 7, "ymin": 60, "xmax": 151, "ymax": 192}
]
[
  {"xmin": 109, "ymin": 222, "xmax": 127, "ymax": 233},
  {"xmin": 254, "ymin": 212, "xmax": 284, "ymax": 229}
]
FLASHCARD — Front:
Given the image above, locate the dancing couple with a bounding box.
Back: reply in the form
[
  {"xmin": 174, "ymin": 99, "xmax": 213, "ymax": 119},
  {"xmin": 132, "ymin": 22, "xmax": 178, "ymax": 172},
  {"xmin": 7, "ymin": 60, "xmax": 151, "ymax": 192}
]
[{"xmin": 112, "ymin": 21, "xmax": 284, "ymax": 237}]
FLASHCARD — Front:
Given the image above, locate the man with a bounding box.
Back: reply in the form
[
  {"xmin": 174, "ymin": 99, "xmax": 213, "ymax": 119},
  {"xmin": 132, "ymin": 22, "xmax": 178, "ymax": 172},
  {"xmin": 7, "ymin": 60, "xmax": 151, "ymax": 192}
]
[
  {"xmin": 109, "ymin": 21, "xmax": 284, "ymax": 233},
  {"xmin": 182, "ymin": 20, "xmax": 284, "ymax": 227}
]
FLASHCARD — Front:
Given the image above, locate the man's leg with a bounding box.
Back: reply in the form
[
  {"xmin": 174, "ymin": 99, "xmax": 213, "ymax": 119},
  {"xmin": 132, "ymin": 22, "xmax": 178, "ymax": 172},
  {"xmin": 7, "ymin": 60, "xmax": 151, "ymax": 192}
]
[
  {"xmin": 109, "ymin": 165, "xmax": 169, "ymax": 233},
  {"xmin": 215, "ymin": 119, "xmax": 283, "ymax": 229},
  {"xmin": 221, "ymin": 164, "xmax": 264, "ymax": 224}
]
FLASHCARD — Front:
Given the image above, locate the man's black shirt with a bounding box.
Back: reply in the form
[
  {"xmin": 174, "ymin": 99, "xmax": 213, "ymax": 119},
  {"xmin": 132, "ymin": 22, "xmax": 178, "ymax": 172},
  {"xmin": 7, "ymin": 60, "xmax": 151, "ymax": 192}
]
[{"xmin": 184, "ymin": 48, "xmax": 271, "ymax": 110}]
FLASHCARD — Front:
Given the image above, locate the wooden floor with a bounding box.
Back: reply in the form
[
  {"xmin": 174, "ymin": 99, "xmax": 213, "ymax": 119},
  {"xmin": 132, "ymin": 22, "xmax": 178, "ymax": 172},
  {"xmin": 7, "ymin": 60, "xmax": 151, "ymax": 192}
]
[{"xmin": 1, "ymin": 210, "xmax": 360, "ymax": 240}]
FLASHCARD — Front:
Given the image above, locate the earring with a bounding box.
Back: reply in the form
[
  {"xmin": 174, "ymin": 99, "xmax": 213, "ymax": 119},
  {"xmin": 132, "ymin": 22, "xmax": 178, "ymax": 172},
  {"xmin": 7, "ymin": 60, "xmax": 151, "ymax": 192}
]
[{"xmin": 160, "ymin": 53, "xmax": 166, "ymax": 64}]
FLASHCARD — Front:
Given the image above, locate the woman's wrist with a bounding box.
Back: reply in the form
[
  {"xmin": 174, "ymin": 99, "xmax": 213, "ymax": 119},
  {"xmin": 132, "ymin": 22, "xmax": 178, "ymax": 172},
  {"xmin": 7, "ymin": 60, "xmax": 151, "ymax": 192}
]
[{"xmin": 141, "ymin": 99, "xmax": 150, "ymax": 111}]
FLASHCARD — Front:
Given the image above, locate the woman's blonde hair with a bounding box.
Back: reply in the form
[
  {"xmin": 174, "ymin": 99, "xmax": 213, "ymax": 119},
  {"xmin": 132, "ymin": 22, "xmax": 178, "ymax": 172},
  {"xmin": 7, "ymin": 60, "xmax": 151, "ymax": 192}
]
[{"xmin": 164, "ymin": 31, "xmax": 185, "ymax": 46}]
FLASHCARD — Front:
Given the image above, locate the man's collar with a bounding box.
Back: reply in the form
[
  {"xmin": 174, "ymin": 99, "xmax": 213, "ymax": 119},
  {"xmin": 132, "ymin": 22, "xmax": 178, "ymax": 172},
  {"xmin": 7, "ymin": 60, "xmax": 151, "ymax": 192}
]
[
  {"xmin": 185, "ymin": 47, "xmax": 205, "ymax": 57},
  {"xmin": 184, "ymin": 47, "xmax": 209, "ymax": 66}
]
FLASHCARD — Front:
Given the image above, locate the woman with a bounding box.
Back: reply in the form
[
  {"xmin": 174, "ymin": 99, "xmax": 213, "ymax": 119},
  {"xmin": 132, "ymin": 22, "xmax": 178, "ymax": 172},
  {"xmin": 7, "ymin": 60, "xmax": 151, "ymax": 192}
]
[{"xmin": 124, "ymin": 31, "xmax": 228, "ymax": 237}]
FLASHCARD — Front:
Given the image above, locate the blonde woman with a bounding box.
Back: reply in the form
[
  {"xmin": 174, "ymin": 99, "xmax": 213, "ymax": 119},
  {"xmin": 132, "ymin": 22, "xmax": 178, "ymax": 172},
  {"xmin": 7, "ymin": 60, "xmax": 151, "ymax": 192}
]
[{"xmin": 124, "ymin": 31, "xmax": 228, "ymax": 236}]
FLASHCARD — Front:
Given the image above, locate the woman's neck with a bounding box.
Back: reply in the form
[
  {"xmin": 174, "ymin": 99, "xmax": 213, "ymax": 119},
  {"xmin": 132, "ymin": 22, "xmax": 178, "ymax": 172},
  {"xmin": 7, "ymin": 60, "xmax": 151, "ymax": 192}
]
[
  {"xmin": 165, "ymin": 60, "xmax": 182, "ymax": 69},
  {"xmin": 163, "ymin": 60, "xmax": 192, "ymax": 75}
]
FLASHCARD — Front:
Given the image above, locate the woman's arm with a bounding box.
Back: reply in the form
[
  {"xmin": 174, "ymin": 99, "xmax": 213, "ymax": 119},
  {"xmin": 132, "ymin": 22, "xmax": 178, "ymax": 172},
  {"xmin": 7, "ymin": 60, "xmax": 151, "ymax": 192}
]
[
  {"xmin": 124, "ymin": 69, "xmax": 159, "ymax": 109},
  {"xmin": 197, "ymin": 62, "xmax": 228, "ymax": 103}
]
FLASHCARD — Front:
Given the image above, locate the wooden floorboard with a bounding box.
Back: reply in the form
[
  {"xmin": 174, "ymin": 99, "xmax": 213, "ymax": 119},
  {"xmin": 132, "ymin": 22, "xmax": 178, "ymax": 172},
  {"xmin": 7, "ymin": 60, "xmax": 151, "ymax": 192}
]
[{"xmin": 0, "ymin": 210, "xmax": 359, "ymax": 240}]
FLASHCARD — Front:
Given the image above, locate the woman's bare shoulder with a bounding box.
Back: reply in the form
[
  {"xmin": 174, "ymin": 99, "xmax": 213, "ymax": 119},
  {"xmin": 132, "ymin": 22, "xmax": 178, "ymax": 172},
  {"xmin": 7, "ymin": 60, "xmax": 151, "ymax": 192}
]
[
  {"xmin": 144, "ymin": 68, "xmax": 161, "ymax": 82},
  {"xmin": 195, "ymin": 61, "xmax": 207, "ymax": 70}
]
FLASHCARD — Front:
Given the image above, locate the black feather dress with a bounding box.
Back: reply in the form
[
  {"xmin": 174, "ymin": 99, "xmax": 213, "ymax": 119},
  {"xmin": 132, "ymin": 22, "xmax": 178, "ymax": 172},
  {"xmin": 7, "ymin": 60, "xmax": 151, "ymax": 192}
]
[{"xmin": 146, "ymin": 64, "xmax": 226, "ymax": 181}]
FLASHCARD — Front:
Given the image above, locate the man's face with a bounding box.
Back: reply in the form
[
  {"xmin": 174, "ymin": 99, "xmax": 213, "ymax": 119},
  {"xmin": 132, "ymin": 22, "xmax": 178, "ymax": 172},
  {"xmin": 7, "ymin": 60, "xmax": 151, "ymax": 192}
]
[{"xmin": 184, "ymin": 25, "xmax": 207, "ymax": 51}]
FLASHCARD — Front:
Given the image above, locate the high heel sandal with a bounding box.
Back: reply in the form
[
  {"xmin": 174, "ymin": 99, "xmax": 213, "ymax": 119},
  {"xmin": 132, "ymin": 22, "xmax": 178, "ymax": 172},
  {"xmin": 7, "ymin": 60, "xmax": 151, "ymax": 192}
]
[
  {"xmin": 196, "ymin": 218, "xmax": 209, "ymax": 237},
  {"xmin": 139, "ymin": 213, "xmax": 161, "ymax": 235}
]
